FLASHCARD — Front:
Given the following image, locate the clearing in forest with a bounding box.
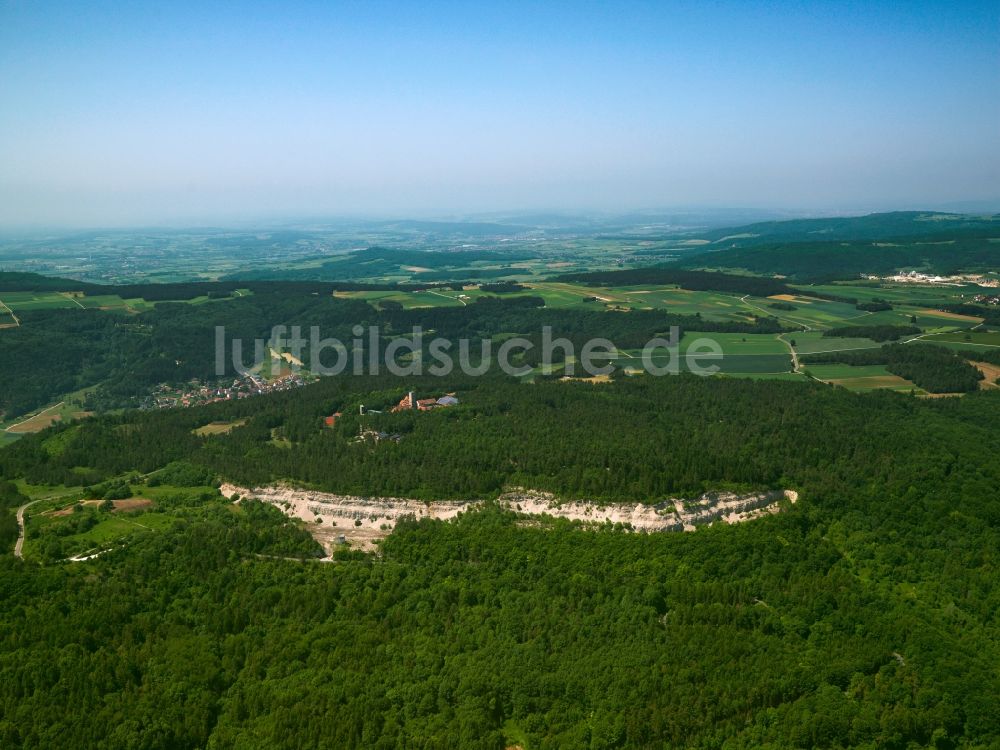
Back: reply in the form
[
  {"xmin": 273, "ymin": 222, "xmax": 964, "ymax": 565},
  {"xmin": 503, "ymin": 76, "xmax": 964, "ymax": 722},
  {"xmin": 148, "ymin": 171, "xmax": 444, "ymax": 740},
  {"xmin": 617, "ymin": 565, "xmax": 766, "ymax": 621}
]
[
  {"xmin": 969, "ymin": 360, "xmax": 1000, "ymax": 389},
  {"xmin": 5, "ymin": 403, "xmax": 66, "ymax": 433},
  {"xmin": 193, "ymin": 419, "xmax": 248, "ymax": 436}
]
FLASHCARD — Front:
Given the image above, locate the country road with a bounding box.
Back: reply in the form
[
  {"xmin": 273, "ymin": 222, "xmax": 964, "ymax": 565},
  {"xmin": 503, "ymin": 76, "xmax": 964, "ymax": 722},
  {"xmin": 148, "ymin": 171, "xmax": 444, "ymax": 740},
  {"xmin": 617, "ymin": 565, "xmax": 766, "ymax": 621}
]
[
  {"xmin": 14, "ymin": 499, "xmax": 44, "ymax": 559},
  {"xmin": 60, "ymin": 292, "xmax": 86, "ymax": 309},
  {"xmin": 12, "ymin": 468, "xmax": 167, "ymax": 560},
  {"xmin": 739, "ymin": 294, "xmax": 813, "ymax": 375},
  {"xmin": 0, "ymin": 298, "xmax": 21, "ymax": 327},
  {"xmin": 5, "ymin": 402, "xmax": 65, "ymax": 433},
  {"xmin": 428, "ymin": 290, "xmax": 466, "ymax": 305},
  {"xmin": 14, "ymin": 490, "xmax": 79, "ymax": 559}
]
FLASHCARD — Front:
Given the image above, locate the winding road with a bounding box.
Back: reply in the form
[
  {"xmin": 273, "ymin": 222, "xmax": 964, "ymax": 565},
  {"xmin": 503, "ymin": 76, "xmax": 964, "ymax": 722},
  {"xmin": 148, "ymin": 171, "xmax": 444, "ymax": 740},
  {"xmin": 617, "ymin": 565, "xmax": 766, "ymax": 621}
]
[
  {"xmin": 14, "ymin": 499, "xmax": 44, "ymax": 559},
  {"xmin": 13, "ymin": 490, "xmax": 80, "ymax": 559},
  {"xmin": 739, "ymin": 294, "xmax": 814, "ymax": 375}
]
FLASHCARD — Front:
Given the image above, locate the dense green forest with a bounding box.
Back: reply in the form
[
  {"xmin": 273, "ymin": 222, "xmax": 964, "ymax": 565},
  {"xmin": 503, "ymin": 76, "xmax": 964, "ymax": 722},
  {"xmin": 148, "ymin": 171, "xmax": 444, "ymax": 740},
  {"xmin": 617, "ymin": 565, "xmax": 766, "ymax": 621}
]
[
  {"xmin": 0, "ymin": 373, "xmax": 911, "ymax": 499},
  {"xmin": 0, "ymin": 370, "xmax": 996, "ymax": 503},
  {"xmin": 2, "ymin": 373, "xmax": 1000, "ymax": 747}
]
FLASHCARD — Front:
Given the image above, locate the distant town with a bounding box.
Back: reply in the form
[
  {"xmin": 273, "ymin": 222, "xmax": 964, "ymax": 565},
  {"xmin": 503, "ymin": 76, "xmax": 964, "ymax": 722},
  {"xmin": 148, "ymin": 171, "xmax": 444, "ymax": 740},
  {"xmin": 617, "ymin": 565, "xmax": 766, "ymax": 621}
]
[
  {"xmin": 151, "ymin": 372, "xmax": 313, "ymax": 410},
  {"xmin": 862, "ymin": 271, "xmax": 1000, "ymax": 289}
]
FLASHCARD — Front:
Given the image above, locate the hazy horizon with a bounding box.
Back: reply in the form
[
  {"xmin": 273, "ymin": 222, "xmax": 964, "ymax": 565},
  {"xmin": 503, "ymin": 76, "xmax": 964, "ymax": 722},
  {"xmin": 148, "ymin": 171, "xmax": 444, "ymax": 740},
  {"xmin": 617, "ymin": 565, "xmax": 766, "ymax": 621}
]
[{"xmin": 1, "ymin": 1, "xmax": 998, "ymax": 227}]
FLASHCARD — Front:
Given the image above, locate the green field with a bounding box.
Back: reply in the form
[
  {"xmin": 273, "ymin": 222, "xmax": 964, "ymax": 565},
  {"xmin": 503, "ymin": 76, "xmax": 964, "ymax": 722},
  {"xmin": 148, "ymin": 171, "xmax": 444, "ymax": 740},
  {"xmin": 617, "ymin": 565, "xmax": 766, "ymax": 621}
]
[
  {"xmin": 802, "ymin": 283, "xmax": 971, "ymax": 306},
  {"xmin": 1, "ymin": 385, "xmax": 96, "ymax": 436},
  {"xmin": 0, "ymin": 290, "xmax": 81, "ymax": 310},
  {"xmin": 679, "ymin": 332, "xmax": 788, "ymax": 354},
  {"xmin": 921, "ymin": 330, "xmax": 1000, "ymax": 348},
  {"xmin": 337, "ymin": 288, "xmax": 468, "ymax": 308},
  {"xmin": 621, "ymin": 333, "xmax": 793, "ymax": 374},
  {"xmin": 62, "ymin": 511, "xmax": 175, "ymax": 545},
  {"xmin": 81, "ymin": 278, "xmax": 993, "ymax": 345},
  {"xmin": 805, "ymin": 363, "xmax": 921, "ymax": 392},
  {"xmin": 298, "ymin": 281, "xmax": 988, "ymax": 344},
  {"xmin": 0, "ymin": 288, "xmax": 244, "ymax": 320},
  {"xmin": 792, "ymin": 331, "xmax": 885, "ymax": 354}
]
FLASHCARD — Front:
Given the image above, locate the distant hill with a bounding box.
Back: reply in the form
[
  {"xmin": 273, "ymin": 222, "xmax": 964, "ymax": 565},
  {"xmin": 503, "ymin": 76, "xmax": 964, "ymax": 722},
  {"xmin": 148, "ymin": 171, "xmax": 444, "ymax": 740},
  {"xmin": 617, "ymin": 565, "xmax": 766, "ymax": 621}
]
[
  {"xmin": 676, "ymin": 212, "xmax": 1000, "ymax": 281},
  {"xmin": 221, "ymin": 246, "xmax": 534, "ymax": 282},
  {"xmin": 552, "ymin": 268, "xmax": 797, "ymax": 297},
  {"xmin": 697, "ymin": 211, "xmax": 1000, "ymax": 244},
  {"xmin": 0, "ymin": 271, "xmax": 101, "ymax": 293},
  {"xmin": 679, "ymin": 236, "xmax": 1000, "ymax": 282},
  {"xmin": 376, "ymin": 220, "xmax": 534, "ymax": 237}
]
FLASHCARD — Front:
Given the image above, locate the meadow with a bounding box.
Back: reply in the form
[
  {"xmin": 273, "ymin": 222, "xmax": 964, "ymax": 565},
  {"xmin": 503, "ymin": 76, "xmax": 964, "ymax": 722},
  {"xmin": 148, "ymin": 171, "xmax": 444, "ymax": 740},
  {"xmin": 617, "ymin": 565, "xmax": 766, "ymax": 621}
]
[
  {"xmin": 922, "ymin": 330, "xmax": 1000, "ymax": 347},
  {"xmin": 803, "ymin": 363, "xmax": 921, "ymax": 392},
  {"xmin": 17, "ymin": 480, "xmax": 224, "ymax": 562},
  {"xmin": 1, "ymin": 386, "xmax": 96, "ymax": 437}
]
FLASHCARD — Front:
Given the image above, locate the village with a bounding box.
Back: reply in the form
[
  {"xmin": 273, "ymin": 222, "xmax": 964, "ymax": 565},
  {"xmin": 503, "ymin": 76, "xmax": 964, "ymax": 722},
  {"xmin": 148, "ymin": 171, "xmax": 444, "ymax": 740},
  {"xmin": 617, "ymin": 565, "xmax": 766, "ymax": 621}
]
[{"xmin": 150, "ymin": 372, "xmax": 312, "ymax": 409}]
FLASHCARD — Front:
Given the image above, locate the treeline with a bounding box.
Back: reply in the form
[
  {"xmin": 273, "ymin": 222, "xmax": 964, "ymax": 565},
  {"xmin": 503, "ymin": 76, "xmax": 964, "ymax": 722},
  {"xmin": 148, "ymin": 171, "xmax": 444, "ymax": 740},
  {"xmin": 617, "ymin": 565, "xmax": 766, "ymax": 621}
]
[
  {"xmin": 822, "ymin": 325, "xmax": 920, "ymax": 342},
  {"xmin": 553, "ymin": 267, "xmax": 797, "ymax": 297},
  {"xmin": 959, "ymin": 348, "xmax": 1000, "ymax": 366},
  {"xmin": 0, "ymin": 481, "xmax": 26, "ymax": 553},
  {"xmin": 940, "ymin": 302, "xmax": 1000, "ymax": 327},
  {"xmin": 695, "ymin": 211, "xmax": 1000, "ymax": 244},
  {"xmin": 803, "ymin": 343, "xmax": 983, "ymax": 393},
  {"xmin": 418, "ymin": 268, "xmax": 523, "ymax": 281},
  {"xmin": 0, "ymin": 271, "xmax": 96, "ymax": 292},
  {"xmin": 477, "ymin": 281, "xmax": 527, "ymax": 293},
  {"xmin": 855, "ymin": 299, "xmax": 893, "ymax": 312},
  {"xmin": 0, "ymin": 271, "xmax": 452, "ymax": 300}
]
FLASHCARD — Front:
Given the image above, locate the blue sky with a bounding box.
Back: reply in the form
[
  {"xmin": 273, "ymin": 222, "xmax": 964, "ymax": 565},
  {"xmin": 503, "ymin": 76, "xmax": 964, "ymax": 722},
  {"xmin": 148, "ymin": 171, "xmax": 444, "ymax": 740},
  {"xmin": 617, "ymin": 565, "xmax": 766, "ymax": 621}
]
[{"xmin": 0, "ymin": 0, "xmax": 998, "ymax": 226}]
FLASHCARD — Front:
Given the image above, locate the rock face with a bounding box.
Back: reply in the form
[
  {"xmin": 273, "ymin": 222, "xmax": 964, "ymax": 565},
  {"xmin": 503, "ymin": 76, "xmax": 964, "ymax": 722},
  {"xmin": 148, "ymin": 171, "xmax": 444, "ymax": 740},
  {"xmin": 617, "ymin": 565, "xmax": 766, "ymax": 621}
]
[
  {"xmin": 220, "ymin": 483, "xmax": 798, "ymax": 555},
  {"xmin": 501, "ymin": 488, "xmax": 797, "ymax": 532}
]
